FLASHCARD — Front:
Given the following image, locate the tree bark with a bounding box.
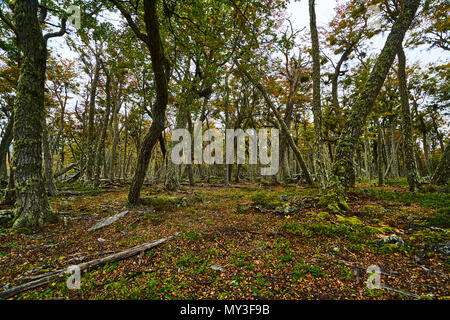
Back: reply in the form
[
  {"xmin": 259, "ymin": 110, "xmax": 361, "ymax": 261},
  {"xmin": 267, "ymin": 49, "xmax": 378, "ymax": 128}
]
[
  {"xmin": 321, "ymin": 0, "xmax": 420, "ymax": 211},
  {"xmin": 94, "ymin": 67, "xmax": 112, "ymax": 188},
  {"xmin": 0, "ymin": 114, "xmax": 13, "ymax": 182},
  {"xmin": 125, "ymin": 0, "xmax": 170, "ymax": 205},
  {"xmin": 12, "ymin": 0, "xmax": 56, "ymax": 228},
  {"xmin": 377, "ymin": 119, "xmax": 384, "ymax": 187},
  {"xmin": 237, "ymin": 64, "xmax": 314, "ymax": 185},
  {"xmin": 42, "ymin": 118, "xmax": 57, "ymax": 196},
  {"xmin": 432, "ymin": 143, "xmax": 449, "ymax": 185},
  {"xmin": 398, "ymin": 46, "xmax": 420, "ymax": 191},
  {"xmin": 309, "ymin": 0, "xmax": 329, "ymax": 189},
  {"xmin": 84, "ymin": 58, "xmax": 101, "ymax": 184}
]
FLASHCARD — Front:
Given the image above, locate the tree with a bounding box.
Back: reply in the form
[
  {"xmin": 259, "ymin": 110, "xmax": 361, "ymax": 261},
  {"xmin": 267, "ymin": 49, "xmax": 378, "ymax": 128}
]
[
  {"xmin": 11, "ymin": 0, "xmax": 67, "ymax": 228},
  {"xmin": 397, "ymin": 46, "xmax": 420, "ymax": 191},
  {"xmin": 111, "ymin": 0, "xmax": 171, "ymax": 205},
  {"xmin": 432, "ymin": 143, "xmax": 450, "ymax": 185},
  {"xmin": 320, "ymin": 0, "xmax": 421, "ymax": 212},
  {"xmin": 309, "ymin": 0, "xmax": 329, "ymax": 188}
]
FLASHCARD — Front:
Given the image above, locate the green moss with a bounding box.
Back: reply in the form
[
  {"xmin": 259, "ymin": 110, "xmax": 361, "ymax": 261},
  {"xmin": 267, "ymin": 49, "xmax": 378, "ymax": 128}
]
[
  {"xmin": 141, "ymin": 196, "xmax": 179, "ymax": 211},
  {"xmin": 318, "ymin": 211, "xmax": 331, "ymax": 220},
  {"xmin": 336, "ymin": 215, "xmax": 364, "ymax": 228},
  {"xmin": 319, "ymin": 176, "xmax": 349, "ymax": 213},
  {"xmin": 11, "ymin": 227, "xmax": 32, "ymax": 235}
]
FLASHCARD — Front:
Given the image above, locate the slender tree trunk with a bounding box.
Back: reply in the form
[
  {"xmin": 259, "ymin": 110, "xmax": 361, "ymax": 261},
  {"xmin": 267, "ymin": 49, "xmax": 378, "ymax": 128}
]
[
  {"xmin": 94, "ymin": 70, "xmax": 112, "ymax": 188},
  {"xmin": 84, "ymin": 58, "xmax": 101, "ymax": 184},
  {"xmin": 3, "ymin": 155, "xmax": 16, "ymax": 206},
  {"xmin": 42, "ymin": 118, "xmax": 57, "ymax": 196},
  {"xmin": 237, "ymin": 64, "xmax": 314, "ymax": 185},
  {"xmin": 0, "ymin": 114, "xmax": 14, "ymax": 182},
  {"xmin": 186, "ymin": 110, "xmax": 195, "ymax": 186},
  {"xmin": 127, "ymin": 0, "xmax": 170, "ymax": 205},
  {"xmin": 309, "ymin": 0, "xmax": 328, "ymax": 188},
  {"xmin": 377, "ymin": 120, "xmax": 384, "ymax": 187},
  {"xmin": 432, "ymin": 143, "xmax": 449, "ymax": 185},
  {"xmin": 398, "ymin": 46, "xmax": 420, "ymax": 191},
  {"xmin": 165, "ymin": 105, "xmax": 186, "ymax": 191},
  {"xmin": 109, "ymin": 79, "xmax": 123, "ymax": 181},
  {"xmin": 320, "ymin": 0, "xmax": 420, "ymax": 211}
]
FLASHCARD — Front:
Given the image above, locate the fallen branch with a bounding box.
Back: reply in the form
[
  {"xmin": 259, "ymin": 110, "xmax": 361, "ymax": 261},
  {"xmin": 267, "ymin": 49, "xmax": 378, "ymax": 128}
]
[
  {"xmin": 54, "ymin": 162, "xmax": 79, "ymax": 179},
  {"xmin": 0, "ymin": 233, "xmax": 180, "ymax": 299},
  {"xmin": 88, "ymin": 210, "xmax": 129, "ymax": 232},
  {"xmin": 332, "ymin": 259, "xmax": 399, "ymax": 277}
]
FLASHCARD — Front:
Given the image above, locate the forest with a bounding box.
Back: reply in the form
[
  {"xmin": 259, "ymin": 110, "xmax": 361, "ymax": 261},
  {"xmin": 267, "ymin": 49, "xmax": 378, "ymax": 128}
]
[{"xmin": 0, "ymin": 0, "xmax": 448, "ymax": 302}]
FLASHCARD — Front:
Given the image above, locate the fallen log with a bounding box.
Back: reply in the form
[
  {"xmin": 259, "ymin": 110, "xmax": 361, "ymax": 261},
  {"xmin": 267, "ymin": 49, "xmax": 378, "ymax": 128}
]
[
  {"xmin": 0, "ymin": 233, "xmax": 180, "ymax": 299},
  {"xmin": 54, "ymin": 162, "xmax": 79, "ymax": 179},
  {"xmin": 88, "ymin": 210, "xmax": 129, "ymax": 232}
]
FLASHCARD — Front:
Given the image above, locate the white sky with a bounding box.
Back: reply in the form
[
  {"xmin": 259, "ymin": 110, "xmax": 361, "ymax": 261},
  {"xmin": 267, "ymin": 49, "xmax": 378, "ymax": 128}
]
[
  {"xmin": 287, "ymin": 0, "xmax": 450, "ymax": 65},
  {"xmin": 46, "ymin": 0, "xmax": 449, "ymax": 115},
  {"xmin": 52, "ymin": 1, "xmax": 449, "ymax": 71}
]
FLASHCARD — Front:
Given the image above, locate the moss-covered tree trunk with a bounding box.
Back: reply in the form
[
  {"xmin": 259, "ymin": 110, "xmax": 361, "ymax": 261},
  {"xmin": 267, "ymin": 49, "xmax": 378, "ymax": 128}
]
[
  {"xmin": 398, "ymin": 46, "xmax": 420, "ymax": 191},
  {"xmin": 309, "ymin": 0, "xmax": 329, "ymax": 189},
  {"xmin": 84, "ymin": 58, "xmax": 101, "ymax": 185},
  {"xmin": 320, "ymin": 0, "xmax": 421, "ymax": 212},
  {"xmin": 0, "ymin": 115, "xmax": 14, "ymax": 182},
  {"xmin": 42, "ymin": 118, "xmax": 57, "ymax": 196},
  {"xmin": 377, "ymin": 119, "xmax": 384, "ymax": 187},
  {"xmin": 165, "ymin": 104, "xmax": 186, "ymax": 191},
  {"xmin": 94, "ymin": 68, "xmax": 112, "ymax": 188},
  {"xmin": 12, "ymin": 0, "xmax": 55, "ymax": 228},
  {"xmin": 432, "ymin": 143, "xmax": 449, "ymax": 185}
]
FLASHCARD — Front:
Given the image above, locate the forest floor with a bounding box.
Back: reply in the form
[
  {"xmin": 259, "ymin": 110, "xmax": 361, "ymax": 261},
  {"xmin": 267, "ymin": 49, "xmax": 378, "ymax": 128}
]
[{"xmin": 0, "ymin": 179, "xmax": 449, "ymax": 300}]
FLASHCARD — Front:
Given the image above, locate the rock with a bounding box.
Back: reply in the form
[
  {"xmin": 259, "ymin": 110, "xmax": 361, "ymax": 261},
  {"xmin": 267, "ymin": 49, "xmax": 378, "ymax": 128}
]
[
  {"xmin": 0, "ymin": 210, "xmax": 14, "ymax": 225},
  {"xmin": 97, "ymin": 238, "xmax": 108, "ymax": 243},
  {"xmin": 280, "ymin": 195, "xmax": 289, "ymax": 202},
  {"xmin": 254, "ymin": 205, "xmax": 268, "ymax": 213},
  {"xmin": 210, "ymin": 265, "xmax": 224, "ymax": 272},
  {"xmin": 435, "ymin": 241, "xmax": 450, "ymax": 257},
  {"xmin": 275, "ymin": 204, "xmax": 297, "ymax": 216},
  {"xmin": 377, "ymin": 234, "xmax": 405, "ymax": 247}
]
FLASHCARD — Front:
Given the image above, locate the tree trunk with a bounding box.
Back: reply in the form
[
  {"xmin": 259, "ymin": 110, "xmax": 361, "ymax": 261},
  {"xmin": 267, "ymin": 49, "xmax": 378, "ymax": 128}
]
[
  {"xmin": 12, "ymin": 0, "xmax": 56, "ymax": 228},
  {"xmin": 94, "ymin": 69, "xmax": 112, "ymax": 188},
  {"xmin": 84, "ymin": 58, "xmax": 101, "ymax": 184},
  {"xmin": 432, "ymin": 143, "xmax": 449, "ymax": 185},
  {"xmin": 398, "ymin": 46, "xmax": 420, "ymax": 191},
  {"xmin": 320, "ymin": 0, "xmax": 420, "ymax": 211},
  {"xmin": 377, "ymin": 120, "xmax": 384, "ymax": 187},
  {"xmin": 42, "ymin": 119, "xmax": 57, "ymax": 196},
  {"xmin": 309, "ymin": 0, "xmax": 329, "ymax": 188},
  {"xmin": 165, "ymin": 105, "xmax": 186, "ymax": 191},
  {"xmin": 0, "ymin": 114, "xmax": 14, "ymax": 182},
  {"xmin": 237, "ymin": 64, "xmax": 314, "ymax": 185},
  {"xmin": 127, "ymin": 0, "xmax": 170, "ymax": 205}
]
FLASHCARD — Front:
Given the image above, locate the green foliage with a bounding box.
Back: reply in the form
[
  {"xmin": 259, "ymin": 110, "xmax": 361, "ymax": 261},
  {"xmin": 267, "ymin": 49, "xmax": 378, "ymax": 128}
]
[
  {"xmin": 366, "ymin": 188, "xmax": 450, "ymax": 210},
  {"xmin": 141, "ymin": 196, "xmax": 179, "ymax": 211},
  {"xmin": 427, "ymin": 210, "xmax": 450, "ymax": 228},
  {"xmin": 250, "ymin": 192, "xmax": 280, "ymax": 208},
  {"xmin": 282, "ymin": 221, "xmax": 354, "ymax": 239}
]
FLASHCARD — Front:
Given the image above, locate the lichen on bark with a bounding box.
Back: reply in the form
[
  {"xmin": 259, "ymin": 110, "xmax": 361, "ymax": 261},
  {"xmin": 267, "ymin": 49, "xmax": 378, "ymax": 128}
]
[
  {"xmin": 12, "ymin": 0, "xmax": 56, "ymax": 228},
  {"xmin": 319, "ymin": 0, "xmax": 421, "ymax": 212}
]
